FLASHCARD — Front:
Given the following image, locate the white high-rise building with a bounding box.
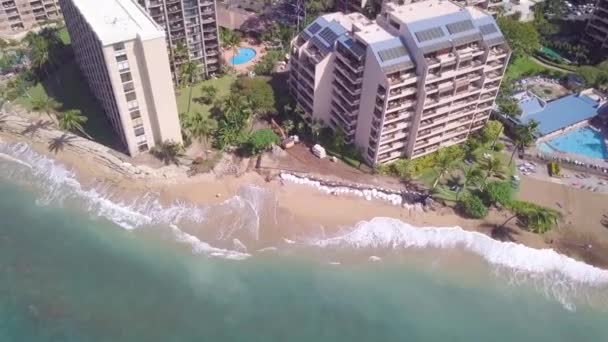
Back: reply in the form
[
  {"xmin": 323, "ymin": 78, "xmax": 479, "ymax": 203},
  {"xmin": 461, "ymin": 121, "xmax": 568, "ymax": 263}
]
[
  {"xmin": 59, "ymin": 0, "xmax": 183, "ymax": 155},
  {"xmin": 289, "ymin": 0, "xmax": 510, "ymax": 166}
]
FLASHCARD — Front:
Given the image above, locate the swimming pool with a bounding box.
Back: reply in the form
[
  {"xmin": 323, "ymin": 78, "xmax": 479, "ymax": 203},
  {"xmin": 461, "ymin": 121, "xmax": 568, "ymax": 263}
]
[
  {"xmin": 540, "ymin": 127, "xmax": 608, "ymax": 160},
  {"xmin": 230, "ymin": 47, "xmax": 256, "ymax": 65}
]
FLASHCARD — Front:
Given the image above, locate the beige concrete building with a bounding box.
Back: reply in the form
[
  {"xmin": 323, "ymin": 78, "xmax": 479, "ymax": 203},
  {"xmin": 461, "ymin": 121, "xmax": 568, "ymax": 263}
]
[
  {"xmin": 584, "ymin": 0, "xmax": 608, "ymax": 54},
  {"xmin": 0, "ymin": 0, "xmax": 62, "ymax": 35},
  {"xmin": 59, "ymin": 0, "xmax": 182, "ymax": 156},
  {"xmin": 289, "ymin": 0, "xmax": 510, "ymax": 166},
  {"xmin": 337, "ymin": 0, "xmax": 507, "ymax": 18},
  {"xmin": 136, "ymin": 0, "xmax": 221, "ymax": 82}
]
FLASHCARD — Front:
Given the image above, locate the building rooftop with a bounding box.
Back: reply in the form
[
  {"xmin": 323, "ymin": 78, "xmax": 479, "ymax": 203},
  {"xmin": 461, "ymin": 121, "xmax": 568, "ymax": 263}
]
[
  {"xmin": 385, "ymin": 0, "xmax": 464, "ymax": 23},
  {"xmin": 518, "ymin": 92, "xmax": 600, "ymax": 135},
  {"xmin": 70, "ymin": 0, "xmax": 165, "ymax": 45}
]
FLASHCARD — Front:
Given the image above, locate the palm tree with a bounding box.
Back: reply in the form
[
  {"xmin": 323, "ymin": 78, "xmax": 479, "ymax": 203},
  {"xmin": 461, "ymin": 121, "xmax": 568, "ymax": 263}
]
[
  {"xmin": 481, "ymin": 156, "xmax": 505, "ymax": 184},
  {"xmin": 58, "ymin": 109, "xmax": 91, "ymax": 139},
  {"xmin": 28, "ymin": 35, "xmax": 51, "ymax": 78},
  {"xmin": 172, "ymin": 42, "xmax": 188, "ymax": 63},
  {"xmin": 458, "ymin": 165, "xmax": 483, "ymax": 199},
  {"xmin": 509, "ymin": 120, "xmax": 539, "ymax": 166},
  {"xmin": 221, "ymin": 94, "xmax": 252, "ymax": 130},
  {"xmin": 432, "ymin": 150, "xmax": 458, "ymax": 189},
  {"xmin": 332, "ymin": 125, "xmax": 346, "ymax": 156},
  {"xmin": 179, "ymin": 61, "xmax": 199, "ymax": 114},
  {"xmin": 182, "ymin": 111, "xmax": 217, "ymax": 149},
  {"xmin": 222, "ymin": 30, "xmax": 241, "ymax": 64},
  {"xmin": 311, "ymin": 119, "xmax": 323, "ymax": 143},
  {"xmin": 30, "ymin": 94, "xmax": 61, "ymax": 123},
  {"xmin": 500, "ymin": 201, "xmax": 560, "ymax": 234}
]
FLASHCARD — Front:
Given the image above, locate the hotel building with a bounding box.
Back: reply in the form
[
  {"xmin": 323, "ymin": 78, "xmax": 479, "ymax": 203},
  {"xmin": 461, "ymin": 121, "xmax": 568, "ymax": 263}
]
[
  {"xmin": 135, "ymin": 0, "xmax": 222, "ymax": 82},
  {"xmin": 59, "ymin": 0, "xmax": 182, "ymax": 155},
  {"xmin": 0, "ymin": 0, "xmax": 62, "ymax": 34},
  {"xmin": 288, "ymin": 0, "xmax": 510, "ymax": 166},
  {"xmin": 336, "ymin": 0, "xmax": 507, "ymax": 18},
  {"xmin": 584, "ymin": 0, "xmax": 608, "ymax": 54}
]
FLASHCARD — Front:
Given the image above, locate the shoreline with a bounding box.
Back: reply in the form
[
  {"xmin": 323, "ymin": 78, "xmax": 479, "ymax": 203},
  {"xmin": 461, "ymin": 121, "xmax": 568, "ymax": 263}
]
[{"xmin": 1, "ymin": 114, "xmax": 608, "ymax": 269}]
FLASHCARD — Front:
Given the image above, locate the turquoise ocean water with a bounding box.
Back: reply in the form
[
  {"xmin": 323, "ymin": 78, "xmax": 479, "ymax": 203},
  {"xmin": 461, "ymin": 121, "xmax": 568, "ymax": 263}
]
[{"xmin": 1, "ymin": 142, "xmax": 608, "ymax": 341}]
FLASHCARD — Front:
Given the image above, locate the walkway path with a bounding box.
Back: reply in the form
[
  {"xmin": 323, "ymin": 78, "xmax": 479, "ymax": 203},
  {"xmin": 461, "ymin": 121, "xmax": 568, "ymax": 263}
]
[{"xmin": 530, "ymin": 56, "xmax": 574, "ymax": 74}]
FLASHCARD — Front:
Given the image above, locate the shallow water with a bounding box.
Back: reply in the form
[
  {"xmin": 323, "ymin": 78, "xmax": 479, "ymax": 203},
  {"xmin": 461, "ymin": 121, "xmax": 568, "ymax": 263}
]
[{"xmin": 1, "ymin": 142, "xmax": 608, "ymax": 341}]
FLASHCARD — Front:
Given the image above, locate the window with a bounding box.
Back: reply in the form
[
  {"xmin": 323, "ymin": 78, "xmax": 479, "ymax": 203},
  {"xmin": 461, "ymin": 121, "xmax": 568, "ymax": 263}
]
[
  {"xmin": 118, "ymin": 61, "xmax": 130, "ymax": 72},
  {"xmin": 125, "ymin": 91, "xmax": 137, "ymax": 102},
  {"xmin": 123, "ymin": 81, "xmax": 134, "ymax": 92},
  {"xmin": 130, "ymin": 110, "xmax": 141, "ymax": 119},
  {"xmin": 113, "ymin": 42, "xmax": 125, "ymax": 51},
  {"xmin": 127, "ymin": 100, "xmax": 139, "ymax": 110},
  {"xmin": 138, "ymin": 143, "xmax": 149, "ymax": 152},
  {"xmin": 120, "ymin": 72, "xmax": 132, "ymax": 83},
  {"xmin": 134, "ymin": 125, "xmax": 145, "ymax": 137},
  {"xmin": 116, "ymin": 54, "xmax": 128, "ymax": 62}
]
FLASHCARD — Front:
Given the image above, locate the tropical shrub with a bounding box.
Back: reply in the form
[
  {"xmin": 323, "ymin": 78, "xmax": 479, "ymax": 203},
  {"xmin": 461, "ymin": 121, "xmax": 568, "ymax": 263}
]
[
  {"xmin": 378, "ymin": 145, "xmax": 464, "ymax": 177},
  {"xmin": 458, "ymin": 194, "xmax": 488, "ymax": 219},
  {"xmin": 482, "ymin": 181, "xmax": 513, "ymax": 207},
  {"xmin": 232, "ymin": 77, "xmax": 276, "ymax": 116},
  {"xmin": 246, "ymin": 128, "xmax": 279, "ymax": 155},
  {"xmin": 548, "ymin": 161, "xmax": 560, "ymax": 177},
  {"xmin": 494, "ymin": 142, "xmax": 505, "ymax": 152}
]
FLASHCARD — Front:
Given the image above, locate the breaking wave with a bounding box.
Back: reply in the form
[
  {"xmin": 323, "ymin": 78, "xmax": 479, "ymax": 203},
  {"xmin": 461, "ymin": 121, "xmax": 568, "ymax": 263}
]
[
  {"xmin": 2, "ymin": 141, "xmax": 608, "ymax": 309},
  {"xmin": 0, "ymin": 142, "xmax": 248, "ymax": 260},
  {"xmin": 313, "ymin": 217, "xmax": 608, "ymax": 310}
]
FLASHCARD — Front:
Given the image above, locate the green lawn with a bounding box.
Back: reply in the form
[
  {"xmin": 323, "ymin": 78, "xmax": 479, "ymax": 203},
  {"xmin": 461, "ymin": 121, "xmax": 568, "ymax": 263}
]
[
  {"xmin": 17, "ymin": 61, "xmax": 121, "ymax": 150},
  {"xmin": 505, "ymin": 56, "xmax": 550, "ymax": 80},
  {"xmin": 176, "ymin": 74, "xmax": 236, "ymax": 115}
]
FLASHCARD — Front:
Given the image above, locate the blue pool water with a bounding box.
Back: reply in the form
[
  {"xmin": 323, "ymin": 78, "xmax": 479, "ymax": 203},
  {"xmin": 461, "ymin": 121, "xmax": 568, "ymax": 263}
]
[
  {"xmin": 230, "ymin": 47, "xmax": 256, "ymax": 65},
  {"xmin": 540, "ymin": 127, "xmax": 608, "ymax": 160}
]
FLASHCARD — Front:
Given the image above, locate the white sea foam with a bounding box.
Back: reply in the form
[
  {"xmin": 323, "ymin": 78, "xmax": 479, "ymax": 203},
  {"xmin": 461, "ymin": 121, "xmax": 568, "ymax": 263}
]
[
  {"xmin": 0, "ymin": 142, "xmax": 247, "ymax": 260},
  {"xmin": 170, "ymin": 225, "xmax": 249, "ymax": 260},
  {"xmin": 314, "ymin": 217, "xmax": 608, "ymax": 285}
]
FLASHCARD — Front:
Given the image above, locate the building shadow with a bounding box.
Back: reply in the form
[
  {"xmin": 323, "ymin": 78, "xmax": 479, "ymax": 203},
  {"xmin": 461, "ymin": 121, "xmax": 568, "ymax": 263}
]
[{"xmin": 40, "ymin": 61, "xmax": 125, "ymax": 153}]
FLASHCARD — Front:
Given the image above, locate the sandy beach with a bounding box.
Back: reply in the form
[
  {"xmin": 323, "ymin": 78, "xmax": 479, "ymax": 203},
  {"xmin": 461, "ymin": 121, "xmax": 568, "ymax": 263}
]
[{"xmin": 1, "ymin": 116, "xmax": 608, "ymax": 268}]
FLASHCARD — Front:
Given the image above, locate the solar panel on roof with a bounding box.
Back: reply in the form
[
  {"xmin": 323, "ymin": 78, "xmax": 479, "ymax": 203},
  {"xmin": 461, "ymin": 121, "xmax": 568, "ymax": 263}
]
[
  {"xmin": 479, "ymin": 23, "xmax": 498, "ymax": 36},
  {"xmin": 446, "ymin": 20, "xmax": 474, "ymax": 35},
  {"xmin": 308, "ymin": 22, "xmax": 322, "ymax": 34},
  {"xmin": 319, "ymin": 27, "xmax": 339, "ymax": 46},
  {"xmin": 378, "ymin": 46, "xmax": 407, "ymax": 62},
  {"xmin": 310, "ymin": 36, "xmax": 331, "ymax": 55},
  {"xmin": 415, "ymin": 27, "xmax": 445, "ymax": 43}
]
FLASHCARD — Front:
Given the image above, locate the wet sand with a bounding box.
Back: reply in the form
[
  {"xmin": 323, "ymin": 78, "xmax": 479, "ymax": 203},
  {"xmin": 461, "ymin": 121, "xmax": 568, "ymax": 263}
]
[{"xmin": 2, "ymin": 130, "xmax": 608, "ymax": 268}]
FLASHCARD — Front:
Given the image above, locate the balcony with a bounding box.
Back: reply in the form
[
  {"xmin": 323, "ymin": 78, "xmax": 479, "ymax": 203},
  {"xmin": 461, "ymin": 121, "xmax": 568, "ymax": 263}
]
[
  {"xmin": 488, "ymin": 46, "xmax": 508, "ymax": 60},
  {"xmin": 334, "ymin": 71, "xmax": 362, "ymax": 95},
  {"xmin": 335, "ymin": 59, "xmax": 363, "ymax": 84},
  {"xmin": 389, "ymin": 86, "xmax": 416, "ymax": 99},
  {"xmin": 379, "ymin": 141, "xmax": 407, "ymax": 154},
  {"xmin": 201, "ymin": 16, "xmax": 215, "ymax": 24},
  {"xmin": 387, "ymin": 71, "xmax": 417, "ymax": 87},
  {"xmin": 386, "ymin": 98, "xmax": 415, "ymax": 112}
]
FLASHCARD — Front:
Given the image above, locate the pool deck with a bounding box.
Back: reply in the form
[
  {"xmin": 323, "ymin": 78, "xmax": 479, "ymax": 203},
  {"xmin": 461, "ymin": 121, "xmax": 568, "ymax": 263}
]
[{"xmin": 223, "ymin": 41, "xmax": 266, "ymax": 74}]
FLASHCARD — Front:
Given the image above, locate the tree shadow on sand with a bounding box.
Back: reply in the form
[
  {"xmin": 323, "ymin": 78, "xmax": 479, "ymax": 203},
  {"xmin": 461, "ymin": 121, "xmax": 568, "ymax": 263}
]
[
  {"xmin": 0, "ymin": 114, "xmax": 7, "ymax": 131},
  {"xmin": 48, "ymin": 133, "xmax": 76, "ymax": 154},
  {"xmin": 21, "ymin": 120, "xmax": 53, "ymax": 136},
  {"xmin": 488, "ymin": 222, "xmax": 521, "ymax": 242}
]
